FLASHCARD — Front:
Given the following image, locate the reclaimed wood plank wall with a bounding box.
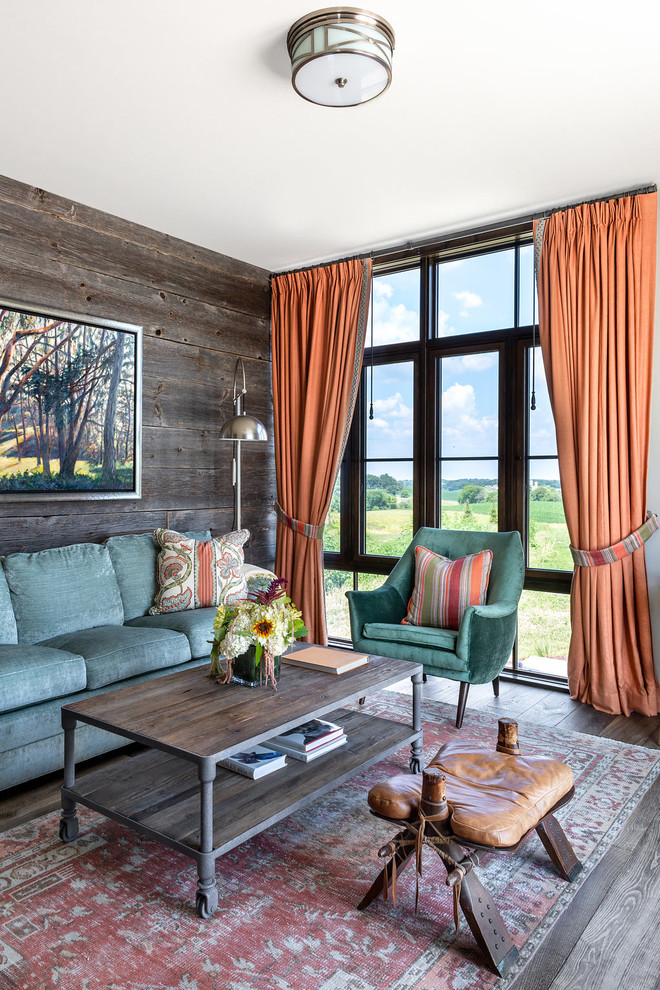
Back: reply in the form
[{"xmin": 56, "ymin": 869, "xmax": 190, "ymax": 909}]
[{"xmin": 0, "ymin": 175, "xmax": 275, "ymax": 566}]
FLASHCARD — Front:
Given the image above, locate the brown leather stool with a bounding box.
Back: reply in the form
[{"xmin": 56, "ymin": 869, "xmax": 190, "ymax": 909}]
[{"xmin": 358, "ymin": 719, "xmax": 582, "ymax": 977}]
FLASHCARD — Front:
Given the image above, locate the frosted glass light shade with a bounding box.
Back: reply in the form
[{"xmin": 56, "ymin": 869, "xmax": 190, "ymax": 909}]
[{"xmin": 287, "ymin": 8, "xmax": 395, "ymax": 107}]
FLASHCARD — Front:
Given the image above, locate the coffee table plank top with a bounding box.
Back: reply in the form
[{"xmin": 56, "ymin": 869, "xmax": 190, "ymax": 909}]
[{"xmin": 63, "ymin": 653, "xmax": 421, "ymax": 761}]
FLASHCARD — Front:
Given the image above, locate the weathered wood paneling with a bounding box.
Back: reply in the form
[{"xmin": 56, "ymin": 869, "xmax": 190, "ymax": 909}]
[{"xmin": 0, "ymin": 175, "xmax": 275, "ymax": 567}]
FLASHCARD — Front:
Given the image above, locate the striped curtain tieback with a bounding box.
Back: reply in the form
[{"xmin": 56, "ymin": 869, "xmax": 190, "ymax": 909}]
[
  {"xmin": 570, "ymin": 511, "xmax": 660, "ymax": 567},
  {"xmin": 274, "ymin": 501, "xmax": 325, "ymax": 540}
]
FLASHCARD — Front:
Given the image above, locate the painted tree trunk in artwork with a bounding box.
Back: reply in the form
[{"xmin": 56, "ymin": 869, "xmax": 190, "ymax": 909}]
[{"xmin": 102, "ymin": 335, "xmax": 124, "ymax": 485}]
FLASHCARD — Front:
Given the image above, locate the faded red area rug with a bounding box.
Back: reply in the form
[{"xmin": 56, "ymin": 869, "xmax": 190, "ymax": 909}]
[{"xmin": 1, "ymin": 694, "xmax": 658, "ymax": 990}]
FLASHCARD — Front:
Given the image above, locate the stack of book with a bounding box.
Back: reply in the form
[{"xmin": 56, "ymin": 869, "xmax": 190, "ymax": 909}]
[
  {"xmin": 266, "ymin": 718, "xmax": 346, "ymax": 762},
  {"xmin": 219, "ymin": 745, "xmax": 287, "ymax": 779}
]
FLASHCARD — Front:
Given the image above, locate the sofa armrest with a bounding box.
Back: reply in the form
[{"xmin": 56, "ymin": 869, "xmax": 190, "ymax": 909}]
[
  {"xmin": 455, "ymin": 601, "xmax": 519, "ymax": 680},
  {"xmin": 346, "ymin": 585, "xmax": 407, "ymax": 643}
]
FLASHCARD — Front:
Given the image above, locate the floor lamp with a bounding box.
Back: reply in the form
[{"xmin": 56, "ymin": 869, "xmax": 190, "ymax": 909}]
[{"xmin": 219, "ymin": 358, "xmax": 268, "ymax": 531}]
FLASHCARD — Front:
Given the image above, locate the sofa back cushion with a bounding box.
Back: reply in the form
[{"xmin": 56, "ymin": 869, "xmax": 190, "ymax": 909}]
[
  {"xmin": 106, "ymin": 530, "xmax": 211, "ymax": 621},
  {"xmin": 0, "ymin": 563, "xmax": 18, "ymax": 644},
  {"xmin": 4, "ymin": 543, "xmax": 125, "ymax": 644}
]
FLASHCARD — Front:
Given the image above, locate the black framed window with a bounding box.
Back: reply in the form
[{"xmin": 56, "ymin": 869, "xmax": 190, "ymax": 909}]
[{"xmin": 323, "ymin": 229, "xmax": 571, "ymax": 683}]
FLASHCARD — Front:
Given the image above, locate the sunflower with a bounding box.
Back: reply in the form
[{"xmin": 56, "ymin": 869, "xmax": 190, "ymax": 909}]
[{"xmin": 252, "ymin": 618, "xmax": 274, "ymax": 640}]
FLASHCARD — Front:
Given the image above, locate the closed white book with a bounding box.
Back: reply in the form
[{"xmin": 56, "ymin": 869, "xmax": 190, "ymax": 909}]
[
  {"xmin": 265, "ymin": 735, "xmax": 347, "ymax": 763},
  {"xmin": 219, "ymin": 746, "xmax": 287, "ymax": 779}
]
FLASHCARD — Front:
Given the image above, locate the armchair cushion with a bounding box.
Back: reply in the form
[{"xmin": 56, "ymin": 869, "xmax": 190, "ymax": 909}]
[
  {"xmin": 405, "ymin": 545, "xmax": 492, "ymax": 629},
  {"xmin": 363, "ymin": 621, "xmax": 458, "ymax": 653}
]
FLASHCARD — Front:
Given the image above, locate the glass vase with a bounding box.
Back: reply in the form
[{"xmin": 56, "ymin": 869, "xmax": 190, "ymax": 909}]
[{"xmin": 231, "ymin": 646, "xmax": 281, "ymax": 687}]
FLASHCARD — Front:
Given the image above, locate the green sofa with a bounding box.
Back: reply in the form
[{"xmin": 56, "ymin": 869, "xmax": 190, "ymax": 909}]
[
  {"xmin": 0, "ymin": 531, "xmax": 272, "ymax": 792},
  {"xmin": 346, "ymin": 527, "xmax": 525, "ymax": 727}
]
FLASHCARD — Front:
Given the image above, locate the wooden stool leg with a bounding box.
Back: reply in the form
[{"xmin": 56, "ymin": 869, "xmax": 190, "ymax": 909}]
[
  {"xmin": 440, "ymin": 838, "xmax": 519, "ymax": 978},
  {"xmin": 357, "ymin": 827, "xmax": 417, "ymax": 910},
  {"xmin": 535, "ymin": 813, "xmax": 583, "ymax": 882},
  {"xmin": 456, "ymin": 682, "xmax": 470, "ymax": 728}
]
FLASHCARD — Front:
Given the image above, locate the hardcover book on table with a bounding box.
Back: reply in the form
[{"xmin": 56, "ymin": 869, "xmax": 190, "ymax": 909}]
[
  {"xmin": 219, "ymin": 746, "xmax": 287, "ymax": 779},
  {"xmin": 268, "ymin": 718, "xmax": 344, "ymax": 752},
  {"xmin": 266, "ymin": 735, "xmax": 347, "ymax": 762},
  {"xmin": 282, "ymin": 646, "xmax": 368, "ymax": 674}
]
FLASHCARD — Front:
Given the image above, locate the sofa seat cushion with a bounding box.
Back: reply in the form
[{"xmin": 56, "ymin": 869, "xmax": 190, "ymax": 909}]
[
  {"xmin": 367, "ymin": 742, "xmax": 574, "ymax": 847},
  {"xmin": 0, "ymin": 644, "xmax": 86, "ymax": 714},
  {"xmin": 127, "ymin": 607, "xmax": 216, "ymax": 660},
  {"xmin": 4, "ymin": 543, "xmax": 124, "ymax": 644},
  {"xmin": 105, "ymin": 530, "xmax": 212, "ymax": 622},
  {"xmin": 363, "ymin": 620, "xmax": 459, "ymax": 654},
  {"xmin": 40, "ymin": 625, "xmax": 191, "ymax": 689}
]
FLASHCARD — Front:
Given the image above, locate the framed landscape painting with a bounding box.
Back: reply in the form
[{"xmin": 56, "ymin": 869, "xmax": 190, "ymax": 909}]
[{"xmin": 0, "ymin": 300, "xmax": 142, "ymax": 499}]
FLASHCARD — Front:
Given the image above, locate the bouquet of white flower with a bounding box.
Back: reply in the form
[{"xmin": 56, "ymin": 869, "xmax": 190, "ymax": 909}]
[{"xmin": 209, "ymin": 578, "xmax": 308, "ymax": 689}]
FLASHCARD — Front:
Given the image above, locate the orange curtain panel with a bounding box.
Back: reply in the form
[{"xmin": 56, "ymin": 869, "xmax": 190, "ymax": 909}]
[
  {"xmin": 271, "ymin": 259, "xmax": 371, "ymax": 643},
  {"xmin": 535, "ymin": 192, "xmax": 659, "ymax": 715}
]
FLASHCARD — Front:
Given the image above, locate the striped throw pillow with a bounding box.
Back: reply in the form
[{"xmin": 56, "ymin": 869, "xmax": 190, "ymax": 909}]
[
  {"xmin": 405, "ymin": 546, "xmax": 493, "ymax": 630},
  {"xmin": 150, "ymin": 528, "xmax": 249, "ymax": 614}
]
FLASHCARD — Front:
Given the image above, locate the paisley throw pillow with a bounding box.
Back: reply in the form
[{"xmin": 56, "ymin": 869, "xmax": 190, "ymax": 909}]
[{"xmin": 149, "ymin": 528, "xmax": 249, "ymax": 614}]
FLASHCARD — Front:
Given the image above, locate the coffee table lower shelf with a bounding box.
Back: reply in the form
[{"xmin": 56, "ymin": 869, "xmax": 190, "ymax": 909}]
[{"xmin": 61, "ymin": 707, "xmax": 417, "ymax": 915}]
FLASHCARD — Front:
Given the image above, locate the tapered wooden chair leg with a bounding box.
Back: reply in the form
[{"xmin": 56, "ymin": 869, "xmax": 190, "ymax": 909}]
[
  {"xmin": 492, "ymin": 676, "xmax": 500, "ymax": 697},
  {"xmin": 357, "ymin": 827, "xmax": 417, "ymax": 910},
  {"xmin": 535, "ymin": 813, "xmax": 583, "ymax": 882},
  {"xmin": 456, "ymin": 682, "xmax": 470, "ymax": 728}
]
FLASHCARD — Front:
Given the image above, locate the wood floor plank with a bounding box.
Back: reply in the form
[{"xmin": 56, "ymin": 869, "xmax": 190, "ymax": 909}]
[
  {"xmin": 599, "ymin": 713, "xmax": 660, "ymax": 748},
  {"xmin": 556, "ymin": 705, "xmax": 616, "ymax": 736},
  {"xmin": 547, "ymin": 806, "xmax": 660, "ymax": 990},
  {"xmin": 518, "ymin": 691, "xmax": 579, "ymax": 727},
  {"xmin": 508, "ymin": 776, "xmax": 660, "ymax": 990}
]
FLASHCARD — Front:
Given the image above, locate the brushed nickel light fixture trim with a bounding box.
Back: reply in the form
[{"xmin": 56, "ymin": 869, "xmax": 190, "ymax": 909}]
[{"xmin": 287, "ymin": 7, "xmax": 395, "ymax": 107}]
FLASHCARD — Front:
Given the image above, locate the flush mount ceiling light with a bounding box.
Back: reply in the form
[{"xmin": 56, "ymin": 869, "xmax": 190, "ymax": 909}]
[{"xmin": 287, "ymin": 7, "xmax": 395, "ymax": 107}]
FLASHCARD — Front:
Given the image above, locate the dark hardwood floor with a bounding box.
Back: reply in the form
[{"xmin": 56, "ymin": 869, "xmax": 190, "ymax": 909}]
[{"xmin": 1, "ymin": 677, "xmax": 658, "ymax": 990}]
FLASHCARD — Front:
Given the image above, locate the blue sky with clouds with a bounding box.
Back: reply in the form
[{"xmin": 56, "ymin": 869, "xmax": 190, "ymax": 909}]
[{"xmin": 369, "ymin": 248, "xmax": 559, "ymax": 483}]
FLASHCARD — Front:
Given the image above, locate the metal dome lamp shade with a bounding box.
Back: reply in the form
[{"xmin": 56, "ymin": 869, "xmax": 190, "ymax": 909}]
[
  {"xmin": 287, "ymin": 7, "xmax": 395, "ymax": 107},
  {"xmin": 219, "ymin": 358, "xmax": 268, "ymax": 531}
]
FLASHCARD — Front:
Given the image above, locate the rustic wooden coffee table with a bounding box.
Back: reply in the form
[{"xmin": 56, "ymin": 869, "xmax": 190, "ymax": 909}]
[{"xmin": 60, "ymin": 651, "xmax": 423, "ymax": 917}]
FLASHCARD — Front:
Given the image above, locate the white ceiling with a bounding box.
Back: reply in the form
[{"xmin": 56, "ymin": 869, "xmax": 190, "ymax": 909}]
[{"xmin": 1, "ymin": 1, "xmax": 658, "ymax": 273}]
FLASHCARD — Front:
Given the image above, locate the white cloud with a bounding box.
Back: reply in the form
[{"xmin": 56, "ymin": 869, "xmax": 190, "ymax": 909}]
[
  {"xmin": 438, "ymin": 309, "xmax": 456, "ymax": 338},
  {"xmin": 372, "ymin": 279, "xmax": 418, "ymax": 344},
  {"xmin": 441, "ymin": 382, "xmax": 497, "ymax": 455},
  {"xmin": 453, "ymin": 290, "xmax": 483, "ymax": 310},
  {"xmin": 450, "ymin": 353, "xmax": 498, "ymax": 374},
  {"xmin": 442, "ymin": 383, "xmax": 476, "ymax": 415},
  {"xmin": 372, "ymin": 393, "xmax": 412, "ymax": 420}
]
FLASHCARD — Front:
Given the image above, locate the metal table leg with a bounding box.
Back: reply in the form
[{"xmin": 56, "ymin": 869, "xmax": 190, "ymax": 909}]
[
  {"xmin": 410, "ymin": 670, "xmax": 424, "ymax": 773},
  {"xmin": 59, "ymin": 710, "xmax": 79, "ymax": 842},
  {"xmin": 195, "ymin": 757, "xmax": 218, "ymax": 918}
]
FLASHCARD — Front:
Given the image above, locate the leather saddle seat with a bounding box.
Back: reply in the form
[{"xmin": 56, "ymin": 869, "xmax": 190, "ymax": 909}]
[{"xmin": 368, "ymin": 740, "xmax": 575, "ymax": 848}]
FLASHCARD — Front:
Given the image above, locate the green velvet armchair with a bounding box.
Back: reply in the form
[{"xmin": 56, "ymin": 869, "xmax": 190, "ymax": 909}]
[{"xmin": 346, "ymin": 528, "xmax": 525, "ymax": 728}]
